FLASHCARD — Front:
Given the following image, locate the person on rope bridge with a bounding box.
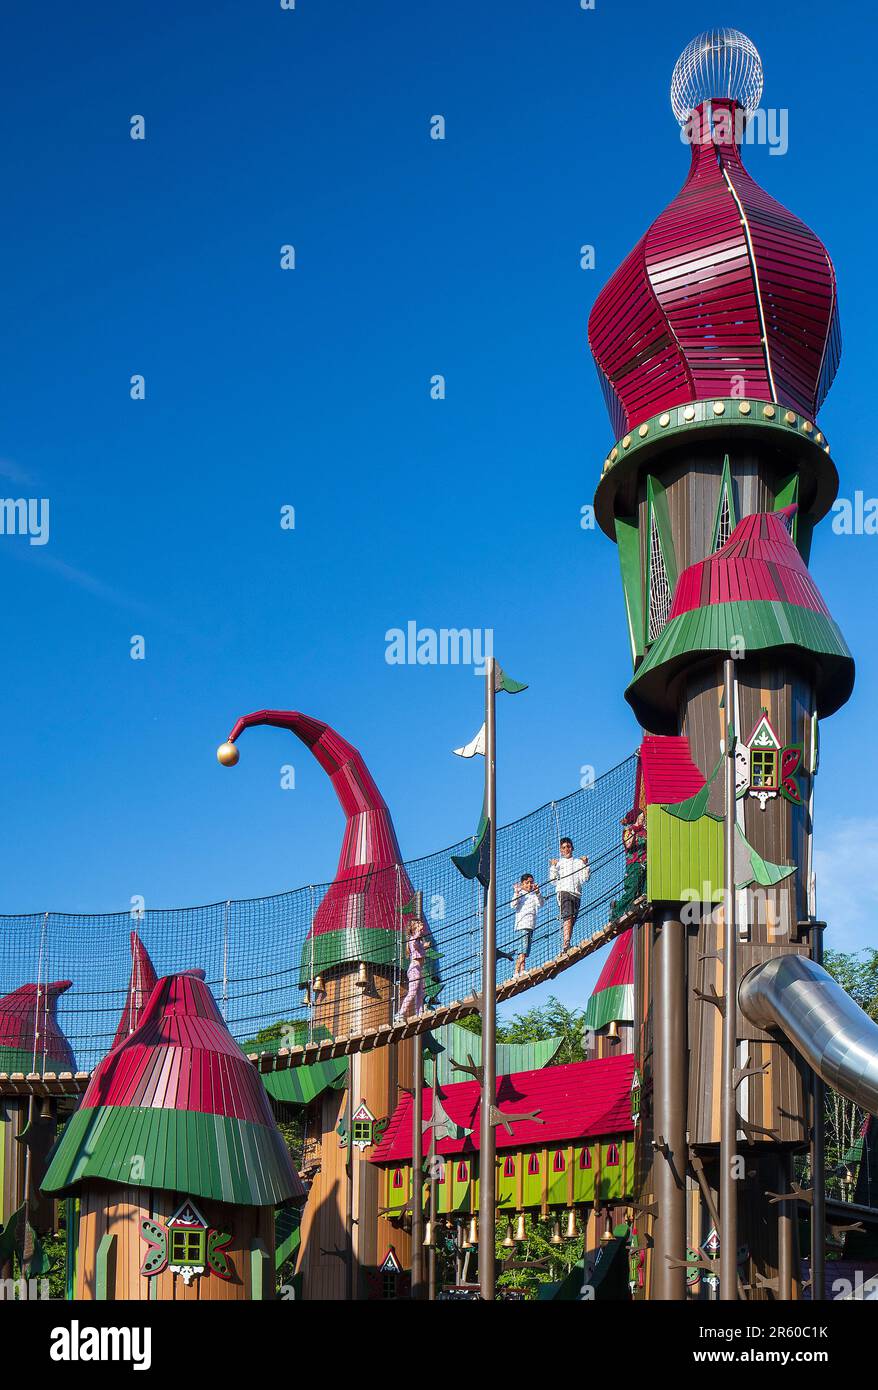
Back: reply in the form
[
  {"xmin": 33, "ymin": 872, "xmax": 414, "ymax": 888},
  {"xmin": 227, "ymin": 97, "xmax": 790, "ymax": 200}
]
[
  {"xmin": 548, "ymin": 837, "xmax": 590, "ymax": 953},
  {"xmin": 395, "ymin": 919, "xmax": 432, "ymax": 1022},
  {"xmin": 511, "ymin": 872, "xmax": 544, "ymax": 977}
]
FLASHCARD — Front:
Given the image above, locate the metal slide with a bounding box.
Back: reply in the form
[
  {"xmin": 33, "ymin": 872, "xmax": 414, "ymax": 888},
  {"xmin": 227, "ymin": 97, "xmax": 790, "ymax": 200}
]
[{"xmin": 739, "ymin": 955, "xmax": 878, "ymax": 1115}]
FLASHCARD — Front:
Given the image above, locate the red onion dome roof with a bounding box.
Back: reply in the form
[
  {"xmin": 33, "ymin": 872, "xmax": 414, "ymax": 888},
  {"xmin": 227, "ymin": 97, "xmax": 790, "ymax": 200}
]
[
  {"xmin": 588, "ymin": 98, "xmax": 840, "ymax": 438},
  {"xmin": 627, "ymin": 509, "xmax": 854, "ymax": 733}
]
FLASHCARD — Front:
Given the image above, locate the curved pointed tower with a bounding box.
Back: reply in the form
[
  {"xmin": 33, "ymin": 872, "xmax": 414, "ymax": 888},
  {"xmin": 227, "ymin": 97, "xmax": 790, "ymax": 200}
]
[
  {"xmin": 220, "ymin": 710, "xmax": 416, "ymax": 1298},
  {"xmin": 588, "ymin": 29, "xmax": 853, "ymax": 1299}
]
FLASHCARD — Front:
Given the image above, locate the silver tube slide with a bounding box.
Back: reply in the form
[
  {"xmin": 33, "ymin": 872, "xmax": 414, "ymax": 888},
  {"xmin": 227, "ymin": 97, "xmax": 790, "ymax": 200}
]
[{"xmin": 739, "ymin": 955, "xmax": 878, "ymax": 1115}]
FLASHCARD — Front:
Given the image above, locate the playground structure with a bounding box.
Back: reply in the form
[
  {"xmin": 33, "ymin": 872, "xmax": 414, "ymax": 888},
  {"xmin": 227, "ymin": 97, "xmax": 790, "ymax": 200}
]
[{"xmin": 1, "ymin": 27, "xmax": 878, "ymax": 1301}]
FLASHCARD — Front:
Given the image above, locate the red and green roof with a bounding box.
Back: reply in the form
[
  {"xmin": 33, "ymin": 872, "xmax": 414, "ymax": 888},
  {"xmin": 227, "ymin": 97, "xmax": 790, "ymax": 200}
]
[
  {"xmin": 369, "ymin": 1054, "xmax": 635, "ymax": 1164},
  {"xmin": 584, "ymin": 930, "xmax": 634, "ymax": 1031},
  {"xmin": 43, "ymin": 972, "xmax": 304, "ymax": 1208},
  {"xmin": 627, "ymin": 510, "xmax": 854, "ymax": 733},
  {"xmin": 0, "ymin": 979, "xmax": 76, "ymax": 1075}
]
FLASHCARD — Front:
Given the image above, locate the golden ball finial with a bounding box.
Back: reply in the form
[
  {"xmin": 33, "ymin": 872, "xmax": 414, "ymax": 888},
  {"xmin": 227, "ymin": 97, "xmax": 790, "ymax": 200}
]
[{"xmin": 217, "ymin": 741, "xmax": 239, "ymax": 767}]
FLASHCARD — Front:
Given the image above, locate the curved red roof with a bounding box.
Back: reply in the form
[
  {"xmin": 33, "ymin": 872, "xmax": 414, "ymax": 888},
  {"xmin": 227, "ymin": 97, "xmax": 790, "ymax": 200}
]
[
  {"xmin": 370, "ymin": 1055, "xmax": 635, "ymax": 1164},
  {"xmin": 588, "ymin": 100, "xmax": 840, "ymax": 437},
  {"xmin": 0, "ymin": 979, "xmax": 75, "ymax": 1072}
]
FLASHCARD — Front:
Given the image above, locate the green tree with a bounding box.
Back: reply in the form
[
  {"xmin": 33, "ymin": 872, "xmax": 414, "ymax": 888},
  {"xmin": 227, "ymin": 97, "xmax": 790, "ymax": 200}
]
[{"xmin": 453, "ymin": 996, "xmax": 587, "ymax": 1065}]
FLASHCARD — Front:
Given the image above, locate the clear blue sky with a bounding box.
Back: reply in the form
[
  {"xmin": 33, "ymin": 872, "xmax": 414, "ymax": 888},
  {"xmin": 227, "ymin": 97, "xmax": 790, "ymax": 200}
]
[{"xmin": 1, "ymin": 0, "xmax": 874, "ymax": 1016}]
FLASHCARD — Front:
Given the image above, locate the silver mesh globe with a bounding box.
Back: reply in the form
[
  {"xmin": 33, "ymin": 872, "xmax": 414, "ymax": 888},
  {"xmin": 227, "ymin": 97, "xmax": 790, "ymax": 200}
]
[{"xmin": 670, "ymin": 28, "xmax": 763, "ymax": 126}]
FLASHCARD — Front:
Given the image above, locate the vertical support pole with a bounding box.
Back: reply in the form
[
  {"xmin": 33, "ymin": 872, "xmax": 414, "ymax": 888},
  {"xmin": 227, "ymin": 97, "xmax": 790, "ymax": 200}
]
[
  {"xmin": 810, "ymin": 920, "xmax": 826, "ymax": 1302},
  {"xmin": 411, "ymin": 1035, "xmax": 424, "ymax": 1298},
  {"xmin": 777, "ymin": 1152, "xmax": 794, "ymax": 1301},
  {"xmin": 720, "ymin": 656, "xmax": 739, "ymax": 1301},
  {"xmin": 479, "ymin": 655, "xmax": 498, "ymax": 1301},
  {"xmin": 428, "ymin": 1123, "xmax": 438, "ymax": 1300},
  {"xmin": 222, "ymin": 899, "xmax": 231, "ymax": 1021},
  {"xmin": 652, "ymin": 909, "xmax": 687, "ymax": 1298},
  {"xmin": 345, "ymin": 1058, "xmax": 354, "ymax": 1301}
]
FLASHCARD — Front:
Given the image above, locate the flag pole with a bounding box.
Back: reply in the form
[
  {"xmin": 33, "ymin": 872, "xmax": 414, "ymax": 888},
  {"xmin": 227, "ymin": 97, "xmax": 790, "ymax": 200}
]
[
  {"xmin": 720, "ymin": 656, "xmax": 738, "ymax": 1300},
  {"xmin": 479, "ymin": 655, "xmax": 498, "ymax": 1301}
]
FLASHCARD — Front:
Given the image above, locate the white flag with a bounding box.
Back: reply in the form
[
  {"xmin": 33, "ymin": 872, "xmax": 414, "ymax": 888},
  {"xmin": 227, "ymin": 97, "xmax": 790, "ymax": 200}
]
[{"xmin": 453, "ymin": 724, "xmax": 485, "ymax": 758}]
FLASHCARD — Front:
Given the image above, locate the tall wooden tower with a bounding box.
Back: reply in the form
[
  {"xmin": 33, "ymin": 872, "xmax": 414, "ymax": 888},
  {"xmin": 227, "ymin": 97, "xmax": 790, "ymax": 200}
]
[{"xmin": 587, "ymin": 29, "xmax": 854, "ymax": 1298}]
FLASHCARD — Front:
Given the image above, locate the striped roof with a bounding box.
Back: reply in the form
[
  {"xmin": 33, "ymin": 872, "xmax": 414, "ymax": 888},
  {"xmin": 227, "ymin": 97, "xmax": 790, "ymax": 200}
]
[
  {"xmin": 223, "ymin": 710, "xmax": 413, "ymax": 979},
  {"xmin": 0, "ymin": 979, "xmax": 75, "ymax": 1074},
  {"xmin": 628, "ymin": 510, "xmax": 854, "ymax": 733},
  {"xmin": 640, "ymin": 736, "xmax": 705, "ymax": 806},
  {"xmin": 110, "ymin": 932, "xmax": 158, "ymax": 1051},
  {"xmin": 369, "ymin": 1055, "xmax": 635, "ymax": 1164},
  {"xmin": 588, "ymin": 100, "xmax": 839, "ymax": 437},
  {"xmin": 585, "ymin": 931, "xmax": 634, "ymax": 1031},
  {"xmin": 43, "ymin": 972, "xmax": 304, "ymax": 1207}
]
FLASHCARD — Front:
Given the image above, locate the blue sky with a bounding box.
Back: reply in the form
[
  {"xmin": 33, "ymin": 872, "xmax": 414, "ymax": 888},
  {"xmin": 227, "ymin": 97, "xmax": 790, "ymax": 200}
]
[{"xmin": 0, "ymin": 0, "xmax": 874, "ymax": 1019}]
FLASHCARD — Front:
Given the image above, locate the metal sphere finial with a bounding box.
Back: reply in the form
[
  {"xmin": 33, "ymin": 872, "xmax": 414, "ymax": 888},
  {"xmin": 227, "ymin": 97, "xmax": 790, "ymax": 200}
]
[{"xmin": 670, "ymin": 28, "xmax": 763, "ymax": 126}]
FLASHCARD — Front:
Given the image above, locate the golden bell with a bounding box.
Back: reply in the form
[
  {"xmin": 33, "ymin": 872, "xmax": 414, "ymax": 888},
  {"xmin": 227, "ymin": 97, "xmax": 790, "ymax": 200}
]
[
  {"xmin": 501, "ymin": 1220, "xmax": 515, "ymax": 1249},
  {"xmin": 564, "ymin": 1209, "xmax": 578, "ymax": 1240},
  {"xmin": 216, "ymin": 741, "xmax": 239, "ymax": 767},
  {"xmin": 514, "ymin": 1213, "xmax": 527, "ymax": 1242},
  {"xmin": 313, "ymin": 974, "xmax": 326, "ymax": 997},
  {"xmin": 468, "ymin": 1216, "xmax": 478, "ymax": 1245},
  {"xmin": 607, "ymin": 1019, "xmax": 620, "ymax": 1040},
  {"xmin": 355, "ymin": 961, "xmax": 368, "ymax": 990},
  {"xmin": 550, "ymin": 1216, "xmax": 562, "ymax": 1247}
]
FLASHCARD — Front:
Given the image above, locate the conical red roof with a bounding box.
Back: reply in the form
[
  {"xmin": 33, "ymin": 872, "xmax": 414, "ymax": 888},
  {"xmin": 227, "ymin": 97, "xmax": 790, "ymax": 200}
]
[
  {"xmin": 43, "ymin": 971, "xmax": 304, "ymax": 1207},
  {"xmin": 110, "ymin": 931, "xmax": 158, "ymax": 1051}
]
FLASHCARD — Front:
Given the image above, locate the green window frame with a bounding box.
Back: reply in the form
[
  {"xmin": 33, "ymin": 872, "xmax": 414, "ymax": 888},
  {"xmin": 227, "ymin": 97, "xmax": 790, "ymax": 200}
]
[
  {"xmin": 170, "ymin": 1228, "xmax": 206, "ymax": 1266},
  {"xmin": 352, "ymin": 1118, "xmax": 373, "ymax": 1146}
]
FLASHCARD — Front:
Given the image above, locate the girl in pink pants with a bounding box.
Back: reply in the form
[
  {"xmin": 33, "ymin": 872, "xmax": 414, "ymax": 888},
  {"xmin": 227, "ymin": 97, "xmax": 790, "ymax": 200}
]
[{"xmin": 395, "ymin": 920, "xmax": 430, "ymax": 1022}]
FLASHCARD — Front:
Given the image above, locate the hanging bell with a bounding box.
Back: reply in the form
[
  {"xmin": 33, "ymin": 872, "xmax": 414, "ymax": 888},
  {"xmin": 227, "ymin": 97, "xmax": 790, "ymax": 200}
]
[
  {"xmin": 514, "ymin": 1212, "xmax": 527, "ymax": 1242},
  {"xmin": 600, "ymin": 1214, "xmax": 614, "ymax": 1244},
  {"xmin": 501, "ymin": 1219, "xmax": 515, "ymax": 1249},
  {"xmin": 355, "ymin": 961, "xmax": 368, "ymax": 990},
  {"xmin": 468, "ymin": 1215, "xmax": 478, "ymax": 1245},
  {"xmin": 564, "ymin": 1208, "xmax": 578, "ymax": 1240},
  {"xmin": 607, "ymin": 1019, "xmax": 620, "ymax": 1040},
  {"xmin": 549, "ymin": 1216, "xmax": 562, "ymax": 1247},
  {"xmin": 313, "ymin": 974, "xmax": 326, "ymax": 997}
]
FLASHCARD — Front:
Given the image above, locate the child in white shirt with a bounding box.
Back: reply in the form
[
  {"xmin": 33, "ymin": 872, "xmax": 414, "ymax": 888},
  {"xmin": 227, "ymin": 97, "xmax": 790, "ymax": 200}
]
[{"xmin": 511, "ymin": 872, "xmax": 543, "ymax": 977}]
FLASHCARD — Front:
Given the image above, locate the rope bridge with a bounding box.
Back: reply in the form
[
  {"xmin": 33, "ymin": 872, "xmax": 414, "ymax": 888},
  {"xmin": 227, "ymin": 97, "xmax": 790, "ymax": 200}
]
[{"xmin": 0, "ymin": 754, "xmax": 637, "ymax": 1084}]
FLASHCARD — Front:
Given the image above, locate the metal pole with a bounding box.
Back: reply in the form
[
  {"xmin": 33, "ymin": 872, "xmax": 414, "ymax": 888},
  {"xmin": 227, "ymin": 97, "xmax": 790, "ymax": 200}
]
[
  {"xmin": 720, "ymin": 657, "xmax": 738, "ymax": 1300},
  {"xmin": 652, "ymin": 908, "xmax": 687, "ymax": 1298},
  {"xmin": 411, "ymin": 1036, "xmax": 425, "ymax": 1298},
  {"xmin": 479, "ymin": 655, "xmax": 498, "ymax": 1301},
  {"xmin": 777, "ymin": 1152, "xmax": 794, "ymax": 1301},
  {"xmin": 428, "ymin": 1117, "xmax": 438, "ymax": 1300},
  {"xmin": 346, "ymin": 1058, "xmax": 354, "ymax": 1301},
  {"xmin": 810, "ymin": 920, "xmax": 826, "ymax": 1301}
]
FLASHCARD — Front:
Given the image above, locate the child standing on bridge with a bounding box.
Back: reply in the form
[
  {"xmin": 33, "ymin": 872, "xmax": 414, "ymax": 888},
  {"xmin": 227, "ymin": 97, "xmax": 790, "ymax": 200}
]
[
  {"xmin": 395, "ymin": 919, "xmax": 431, "ymax": 1022},
  {"xmin": 512, "ymin": 872, "xmax": 543, "ymax": 977},
  {"xmin": 549, "ymin": 837, "xmax": 590, "ymax": 953}
]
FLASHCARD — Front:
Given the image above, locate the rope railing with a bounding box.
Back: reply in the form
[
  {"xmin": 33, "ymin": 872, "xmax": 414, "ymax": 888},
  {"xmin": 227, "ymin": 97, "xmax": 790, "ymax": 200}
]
[{"xmin": 0, "ymin": 754, "xmax": 637, "ymax": 1075}]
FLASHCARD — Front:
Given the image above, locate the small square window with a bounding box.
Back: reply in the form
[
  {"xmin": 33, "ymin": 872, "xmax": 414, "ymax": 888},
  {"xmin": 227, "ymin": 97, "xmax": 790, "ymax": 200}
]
[
  {"xmin": 751, "ymin": 749, "xmax": 778, "ymax": 789},
  {"xmin": 170, "ymin": 1228, "xmax": 205, "ymax": 1265},
  {"xmin": 352, "ymin": 1119, "xmax": 373, "ymax": 1145}
]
